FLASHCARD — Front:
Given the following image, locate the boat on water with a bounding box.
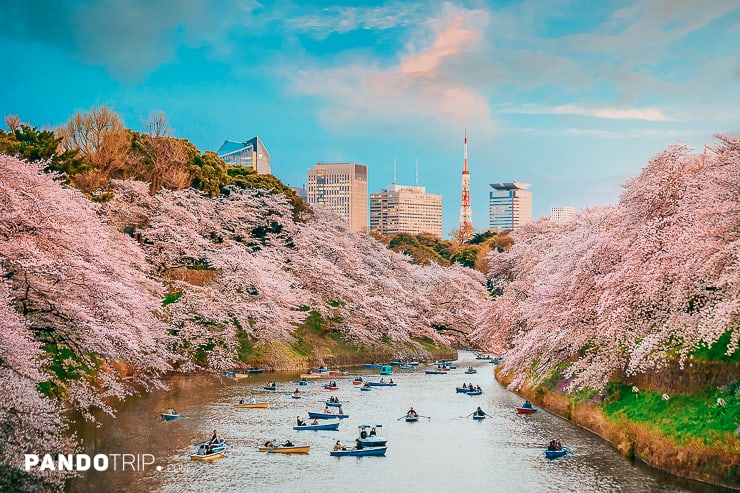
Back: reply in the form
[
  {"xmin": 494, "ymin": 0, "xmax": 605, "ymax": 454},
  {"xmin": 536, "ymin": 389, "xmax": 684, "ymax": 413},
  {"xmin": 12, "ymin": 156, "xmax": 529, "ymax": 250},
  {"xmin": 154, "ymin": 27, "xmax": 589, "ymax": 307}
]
[
  {"xmin": 291, "ymin": 395, "xmax": 302, "ymax": 399},
  {"xmin": 464, "ymin": 368, "xmax": 477, "ymax": 374},
  {"xmin": 516, "ymin": 407, "xmax": 537, "ymax": 414},
  {"xmin": 545, "ymin": 448, "xmax": 569, "ymax": 459},
  {"xmin": 330, "ymin": 446, "xmax": 387, "ymax": 457},
  {"xmin": 299, "ymin": 373, "xmax": 321, "ymax": 380},
  {"xmin": 161, "ymin": 412, "xmax": 180, "ymax": 421},
  {"xmin": 234, "ymin": 402, "xmax": 268, "ymax": 408},
  {"xmin": 247, "ymin": 368, "xmax": 265, "ymax": 374},
  {"xmin": 467, "ymin": 390, "xmax": 483, "ymax": 396},
  {"xmin": 360, "ymin": 386, "xmax": 372, "ymax": 391},
  {"xmin": 190, "ymin": 451, "xmax": 224, "ymax": 461},
  {"xmin": 367, "ymin": 381, "xmax": 397, "ymax": 387},
  {"xmin": 364, "ymin": 363, "xmax": 382, "ymax": 369},
  {"xmin": 455, "ymin": 387, "xmax": 470, "ymax": 393},
  {"xmin": 389, "ymin": 361, "xmax": 404, "ymax": 366},
  {"xmin": 352, "ymin": 377, "xmax": 364, "ymax": 385},
  {"xmin": 258, "ymin": 445, "xmax": 310, "ymax": 454},
  {"xmin": 405, "ymin": 416, "xmax": 419, "ymax": 422},
  {"xmin": 328, "ymin": 370, "xmax": 348, "ymax": 375},
  {"xmin": 308, "ymin": 411, "xmax": 349, "ymax": 419},
  {"xmin": 425, "ymin": 370, "xmax": 446, "ymax": 375},
  {"xmin": 379, "ymin": 365, "xmax": 393, "ymax": 375},
  {"xmin": 263, "ymin": 385, "xmax": 278, "ymax": 391},
  {"xmin": 323, "ymin": 385, "xmax": 339, "ymax": 390},
  {"xmin": 325, "ymin": 400, "xmax": 343, "ymax": 407},
  {"xmin": 399, "ymin": 365, "xmax": 414, "ymax": 370},
  {"xmin": 472, "ymin": 414, "xmax": 486, "ymax": 420},
  {"xmin": 293, "ymin": 421, "xmax": 340, "ymax": 431},
  {"xmin": 357, "ymin": 424, "xmax": 387, "ymax": 447}
]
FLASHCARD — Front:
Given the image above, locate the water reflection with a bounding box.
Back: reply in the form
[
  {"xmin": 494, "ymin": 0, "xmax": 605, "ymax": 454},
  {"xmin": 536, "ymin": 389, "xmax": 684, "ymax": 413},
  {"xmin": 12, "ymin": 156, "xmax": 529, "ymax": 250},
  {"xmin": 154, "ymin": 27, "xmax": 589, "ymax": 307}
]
[{"xmin": 68, "ymin": 352, "xmax": 725, "ymax": 493}]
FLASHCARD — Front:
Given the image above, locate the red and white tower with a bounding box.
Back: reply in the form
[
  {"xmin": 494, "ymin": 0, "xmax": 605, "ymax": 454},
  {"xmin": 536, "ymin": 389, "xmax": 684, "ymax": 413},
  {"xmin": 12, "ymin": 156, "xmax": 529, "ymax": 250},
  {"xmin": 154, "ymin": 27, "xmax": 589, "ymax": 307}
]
[{"xmin": 459, "ymin": 129, "xmax": 473, "ymax": 241}]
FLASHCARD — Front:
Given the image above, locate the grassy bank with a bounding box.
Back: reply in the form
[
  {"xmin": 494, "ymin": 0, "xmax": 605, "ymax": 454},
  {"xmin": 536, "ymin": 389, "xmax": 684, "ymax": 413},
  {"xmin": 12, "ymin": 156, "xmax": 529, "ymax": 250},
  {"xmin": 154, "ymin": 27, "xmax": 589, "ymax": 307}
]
[{"xmin": 496, "ymin": 367, "xmax": 740, "ymax": 490}]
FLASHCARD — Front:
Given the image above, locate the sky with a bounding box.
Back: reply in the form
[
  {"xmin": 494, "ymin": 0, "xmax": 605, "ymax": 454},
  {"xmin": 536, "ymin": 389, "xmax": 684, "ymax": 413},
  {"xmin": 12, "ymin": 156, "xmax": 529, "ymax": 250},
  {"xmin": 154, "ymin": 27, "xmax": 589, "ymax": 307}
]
[{"xmin": 1, "ymin": 0, "xmax": 739, "ymax": 236}]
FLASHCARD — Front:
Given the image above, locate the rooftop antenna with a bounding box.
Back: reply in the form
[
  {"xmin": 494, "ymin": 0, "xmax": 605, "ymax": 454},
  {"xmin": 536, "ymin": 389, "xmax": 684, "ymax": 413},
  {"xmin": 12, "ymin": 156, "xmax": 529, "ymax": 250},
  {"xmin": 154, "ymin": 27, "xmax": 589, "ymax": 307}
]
[{"xmin": 415, "ymin": 159, "xmax": 419, "ymax": 187}]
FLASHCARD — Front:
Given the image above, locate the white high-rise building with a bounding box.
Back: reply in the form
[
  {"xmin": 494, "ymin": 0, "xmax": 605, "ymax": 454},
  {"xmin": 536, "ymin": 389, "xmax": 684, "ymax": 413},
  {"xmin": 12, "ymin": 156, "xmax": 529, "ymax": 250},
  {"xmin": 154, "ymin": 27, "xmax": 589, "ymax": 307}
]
[
  {"xmin": 307, "ymin": 163, "xmax": 368, "ymax": 232},
  {"xmin": 550, "ymin": 206, "xmax": 577, "ymax": 224},
  {"xmin": 370, "ymin": 184, "xmax": 442, "ymax": 238},
  {"xmin": 488, "ymin": 181, "xmax": 533, "ymax": 231}
]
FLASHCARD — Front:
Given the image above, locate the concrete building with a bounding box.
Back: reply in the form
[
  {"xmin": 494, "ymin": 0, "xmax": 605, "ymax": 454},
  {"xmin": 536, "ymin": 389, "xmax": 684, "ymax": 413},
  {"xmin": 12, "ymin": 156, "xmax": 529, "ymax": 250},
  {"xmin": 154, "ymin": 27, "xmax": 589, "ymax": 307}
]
[
  {"xmin": 217, "ymin": 136, "xmax": 271, "ymax": 174},
  {"xmin": 489, "ymin": 181, "xmax": 533, "ymax": 231},
  {"xmin": 307, "ymin": 163, "xmax": 368, "ymax": 232},
  {"xmin": 370, "ymin": 184, "xmax": 443, "ymax": 238},
  {"xmin": 550, "ymin": 206, "xmax": 577, "ymax": 224}
]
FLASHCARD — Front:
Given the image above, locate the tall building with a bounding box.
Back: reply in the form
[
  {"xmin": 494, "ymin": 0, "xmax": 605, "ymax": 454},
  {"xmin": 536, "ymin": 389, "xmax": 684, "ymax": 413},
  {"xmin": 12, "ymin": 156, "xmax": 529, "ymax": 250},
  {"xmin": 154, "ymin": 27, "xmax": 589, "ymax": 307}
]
[
  {"xmin": 550, "ymin": 206, "xmax": 577, "ymax": 224},
  {"xmin": 307, "ymin": 163, "xmax": 368, "ymax": 232},
  {"xmin": 216, "ymin": 136, "xmax": 271, "ymax": 174},
  {"xmin": 370, "ymin": 184, "xmax": 442, "ymax": 238},
  {"xmin": 489, "ymin": 181, "xmax": 533, "ymax": 231},
  {"xmin": 458, "ymin": 130, "xmax": 473, "ymax": 240}
]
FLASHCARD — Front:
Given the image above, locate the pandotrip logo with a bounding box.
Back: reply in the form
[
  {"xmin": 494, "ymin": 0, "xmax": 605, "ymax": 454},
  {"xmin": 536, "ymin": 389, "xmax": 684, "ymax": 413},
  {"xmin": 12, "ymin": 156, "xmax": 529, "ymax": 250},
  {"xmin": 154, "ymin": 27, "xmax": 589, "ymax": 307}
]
[{"xmin": 25, "ymin": 454, "xmax": 156, "ymax": 472}]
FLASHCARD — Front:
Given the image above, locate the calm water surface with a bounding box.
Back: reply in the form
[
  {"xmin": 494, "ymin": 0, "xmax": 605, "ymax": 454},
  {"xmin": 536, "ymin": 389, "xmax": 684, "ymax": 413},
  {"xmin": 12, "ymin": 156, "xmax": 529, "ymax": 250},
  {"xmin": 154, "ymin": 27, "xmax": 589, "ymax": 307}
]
[{"xmin": 67, "ymin": 352, "xmax": 725, "ymax": 493}]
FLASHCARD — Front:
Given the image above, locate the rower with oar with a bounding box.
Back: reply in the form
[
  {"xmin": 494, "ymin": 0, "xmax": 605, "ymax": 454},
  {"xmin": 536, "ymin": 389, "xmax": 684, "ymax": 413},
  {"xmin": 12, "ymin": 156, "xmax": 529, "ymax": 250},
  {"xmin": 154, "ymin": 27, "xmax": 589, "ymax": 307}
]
[
  {"xmin": 397, "ymin": 406, "xmax": 431, "ymax": 421},
  {"xmin": 466, "ymin": 406, "xmax": 493, "ymax": 419}
]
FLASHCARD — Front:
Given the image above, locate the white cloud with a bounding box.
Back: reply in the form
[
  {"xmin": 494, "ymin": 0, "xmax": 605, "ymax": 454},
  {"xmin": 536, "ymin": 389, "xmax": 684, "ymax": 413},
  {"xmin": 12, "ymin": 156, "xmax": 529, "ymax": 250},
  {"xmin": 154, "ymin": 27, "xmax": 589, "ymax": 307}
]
[{"xmin": 498, "ymin": 104, "xmax": 673, "ymax": 121}]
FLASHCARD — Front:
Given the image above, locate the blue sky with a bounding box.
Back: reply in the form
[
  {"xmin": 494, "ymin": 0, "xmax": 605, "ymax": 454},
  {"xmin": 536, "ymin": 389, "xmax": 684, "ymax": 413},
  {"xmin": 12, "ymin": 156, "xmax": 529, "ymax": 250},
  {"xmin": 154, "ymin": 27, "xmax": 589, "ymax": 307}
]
[{"xmin": 2, "ymin": 0, "xmax": 739, "ymax": 236}]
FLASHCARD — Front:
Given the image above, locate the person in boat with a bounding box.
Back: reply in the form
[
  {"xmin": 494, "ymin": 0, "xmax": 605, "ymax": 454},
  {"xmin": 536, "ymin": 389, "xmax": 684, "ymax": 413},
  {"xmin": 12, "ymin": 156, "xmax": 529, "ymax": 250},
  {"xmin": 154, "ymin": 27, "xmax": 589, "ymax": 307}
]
[
  {"xmin": 297, "ymin": 416, "xmax": 306, "ymax": 426},
  {"xmin": 294, "ymin": 388, "xmax": 301, "ymax": 396},
  {"xmin": 355, "ymin": 438, "xmax": 363, "ymax": 450},
  {"xmin": 264, "ymin": 439, "xmax": 276, "ymax": 448},
  {"xmin": 249, "ymin": 397, "xmax": 257, "ymax": 404},
  {"xmin": 324, "ymin": 405, "xmax": 331, "ymax": 414},
  {"xmin": 311, "ymin": 418, "xmax": 319, "ymax": 425},
  {"xmin": 462, "ymin": 383, "xmax": 467, "ymax": 389},
  {"xmin": 407, "ymin": 407, "xmax": 417, "ymax": 418},
  {"xmin": 474, "ymin": 407, "xmax": 485, "ymax": 417},
  {"xmin": 380, "ymin": 377, "xmax": 385, "ymax": 383},
  {"xmin": 283, "ymin": 440, "xmax": 293, "ymax": 447},
  {"xmin": 338, "ymin": 406, "xmax": 344, "ymax": 415},
  {"xmin": 363, "ymin": 382, "xmax": 370, "ymax": 388},
  {"xmin": 547, "ymin": 440, "xmax": 559, "ymax": 451},
  {"xmin": 238, "ymin": 398, "xmax": 244, "ymax": 404},
  {"xmin": 208, "ymin": 430, "xmax": 218, "ymax": 445},
  {"xmin": 197, "ymin": 444, "xmax": 206, "ymax": 455},
  {"xmin": 522, "ymin": 400, "xmax": 532, "ymax": 409},
  {"xmin": 354, "ymin": 377, "xmax": 363, "ymax": 382},
  {"xmin": 300, "ymin": 377, "xmax": 307, "ymax": 382},
  {"xmin": 333, "ymin": 440, "xmax": 344, "ymax": 451},
  {"xmin": 555, "ymin": 439, "xmax": 562, "ymax": 450},
  {"xmin": 389, "ymin": 378, "xmax": 394, "ymax": 384},
  {"xmin": 369, "ymin": 427, "xmax": 377, "ymax": 436},
  {"xmin": 360, "ymin": 428, "xmax": 368, "ymax": 439}
]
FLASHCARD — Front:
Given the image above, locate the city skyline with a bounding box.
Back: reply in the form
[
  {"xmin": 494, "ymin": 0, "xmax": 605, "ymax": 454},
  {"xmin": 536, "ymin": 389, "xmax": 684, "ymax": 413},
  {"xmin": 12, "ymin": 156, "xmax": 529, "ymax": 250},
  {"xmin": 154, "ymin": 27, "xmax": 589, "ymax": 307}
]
[{"xmin": 1, "ymin": 1, "xmax": 738, "ymax": 235}]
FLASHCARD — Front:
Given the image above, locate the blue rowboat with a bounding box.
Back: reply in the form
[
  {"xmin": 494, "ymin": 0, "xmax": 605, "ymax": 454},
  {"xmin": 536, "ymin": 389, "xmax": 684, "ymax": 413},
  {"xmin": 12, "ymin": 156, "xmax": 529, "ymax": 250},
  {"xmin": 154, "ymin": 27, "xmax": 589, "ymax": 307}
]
[
  {"xmin": 472, "ymin": 414, "xmax": 485, "ymax": 420},
  {"xmin": 325, "ymin": 400, "xmax": 343, "ymax": 407},
  {"xmin": 455, "ymin": 387, "xmax": 470, "ymax": 393},
  {"xmin": 247, "ymin": 368, "xmax": 265, "ymax": 374},
  {"xmin": 405, "ymin": 416, "xmax": 419, "ymax": 422},
  {"xmin": 364, "ymin": 363, "xmax": 382, "ymax": 369},
  {"xmin": 399, "ymin": 365, "xmax": 414, "ymax": 370},
  {"xmin": 263, "ymin": 386, "xmax": 278, "ymax": 391},
  {"xmin": 360, "ymin": 386, "xmax": 372, "ymax": 391},
  {"xmin": 389, "ymin": 361, "xmax": 403, "ymax": 366},
  {"xmin": 291, "ymin": 395, "xmax": 302, "ymax": 399},
  {"xmin": 293, "ymin": 421, "xmax": 340, "ymax": 431},
  {"xmin": 379, "ymin": 365, "xmax": 393, "ymax": 375},
  {"xmin": 464, "ymin": 369, "xmax": 477, "ymax": 374},
  {"xmin": 467, "ymin": 390, "xmax": 483, "ymax": 396},
  {"xmin": 330, "ymin": 446, "xmax": 387, "ymax": 457},
  {"xmin": 308, "ymin": 411, "xmax": 349, "ymax": 419},
  {"xmin": 425, "ymin": 370, "xmax": 446, "ymax": 375},
  {"xmin": 358, "ymin": 425, "xmax": 386, "ymax": 446},
  {"xmin": 545, "ymin": 448, "xmax": 569, "ymax": 459},
  {"xmin": 161, "ymin": 413, "xmax": 180, "ymax": 421},
  {"xmin": 367, "ymin": 382, "xmax": 397, "ymax": 387}
]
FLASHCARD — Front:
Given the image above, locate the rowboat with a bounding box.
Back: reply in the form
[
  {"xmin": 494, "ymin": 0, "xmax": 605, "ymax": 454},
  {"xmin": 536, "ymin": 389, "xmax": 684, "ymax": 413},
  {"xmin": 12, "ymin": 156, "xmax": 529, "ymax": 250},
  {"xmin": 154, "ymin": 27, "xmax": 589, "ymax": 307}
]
[
  {"xmin": 425, "ymin": 370, "xmax": 446, "ymax": 375},
  {"xmin": 357, "ymin": 425, "xmax": 386, "ymax": 446},
  {"xmin": 472, "ymin": 414, "xmax": 486, "ymax": 420},
  {"xmin": 234, "ymin": 402, "xmax": 268, "ymax": 408},
  {"xmin": 364, "ymin": 363, "xmax": 382, "ymax": 369},
  {"xmin": 191, "ymin": 451, "xmax": 224, "ymax": 461},
  {"xmin": 464, "ymin": 369, "xmax": 477, "ymax": 374},
  {"xmin": 544, "ymin": 448, "xmax": 569, "ymax": 459},
  {"xmin": 291, "ymin": 395, "xmax": 302, "ymax": 399},
  {"xmin": 390, "ymin": 361, "xmax": 404, "ymax": 366},
  {"xmin": 308, "ymin": 411, "xmax": 349, "ymax": 419},
  {"xmin": 328, "ymin": 370, "xmax": 348, "ymax": 375},
  {"xmin": 367, "ymin": 381, "xmax": 396, "ymax": 387},
  {"xmin": 263, "ymin": 386, "xmax": 278, "ymax": 391},
  {"xmin": 360, "ymin": 386, "xmax": 372, "ymax": 391},
  {"xmin": 455, "ymin": 387, "xmax": 470, "ymax": 393},
  {"xmin": 379, "ymin": 365, "xmax": 393, "ymax": 375},
  {"xmin": 323, "ymin": 385, "xmax": 339, "ymax": 391},
  {"xmin": 516, "ymin": 407, "xmax": 537, "ymax": 414},
  {"xmin": 161, "ymin": 413, "xmax": 180, "ymax": 421},
  {"xmin": 247, "ymin": 368, "xmax": 265, "ymax": 374},
  {"xmin": 399, "ymin": 365, "xmax": 414, "ymax": 370},
  {"xmin": 467, "ymin": 390, "xmax": 483, "ymax": 396},
  {"xmin": 325, "ymin": 400, "xmax": 345, "ymax": 407},
  {"xmin": 352, "ymin": 379, "xmax": 364, "ymax": 385},
  {"xmin": 405, "ymin": 416, "xmax": 419, "ymax": 422},
  {"xmin": 299, "ymin": 374, "xmax": 321, "ymax": 380},
  {"xmin": 293, "ymin": 421, "xmax": 340, "ymax": 431},
  {"xmin": 330, "ymin": 446, "xmax": 387, "ymax": 457},
  {"xmin": 258, "ymin": 445, "xmax": 311, "ymax": 454}
]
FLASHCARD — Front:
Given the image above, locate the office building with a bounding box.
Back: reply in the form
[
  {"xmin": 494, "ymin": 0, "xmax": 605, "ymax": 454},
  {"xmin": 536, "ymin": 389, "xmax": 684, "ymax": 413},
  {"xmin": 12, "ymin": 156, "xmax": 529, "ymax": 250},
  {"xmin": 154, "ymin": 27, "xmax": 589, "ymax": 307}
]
[
  {"xmin": 489, "ymin": 181, "xmax": 533, "ymax": 231},
  {"xmin": 216, "ymin": 136, "xmax": 271, "ymax": 174},
  {"xmin": 370, "ymin": 184, "xmax": 442, "ymax": 238},
  {"xmin": 307, "ymin": 163, "xmax": 368, "ymax": 232},
  {"xmin": 550, "ymin": 206, "xmax": 577, "ymax": 224}
]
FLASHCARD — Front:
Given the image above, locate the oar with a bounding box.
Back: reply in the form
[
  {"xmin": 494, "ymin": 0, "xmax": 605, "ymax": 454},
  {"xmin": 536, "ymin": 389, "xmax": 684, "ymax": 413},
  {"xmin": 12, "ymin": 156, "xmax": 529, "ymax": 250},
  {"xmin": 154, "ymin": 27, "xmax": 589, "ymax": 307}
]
[
  {"xmin": 397, "ymin": 415, "xmax": 409, "ymax": 421},
  {"xmin": 484, "ymin": 412, "xmax": 495, "ymax": 418},
  {"xmin": 463, "ymin": 412, "xmax": 474, "ymax": 418},
  {"xmin": 416, "ymin": 415, "xmax": 432, "ymax": 420}
]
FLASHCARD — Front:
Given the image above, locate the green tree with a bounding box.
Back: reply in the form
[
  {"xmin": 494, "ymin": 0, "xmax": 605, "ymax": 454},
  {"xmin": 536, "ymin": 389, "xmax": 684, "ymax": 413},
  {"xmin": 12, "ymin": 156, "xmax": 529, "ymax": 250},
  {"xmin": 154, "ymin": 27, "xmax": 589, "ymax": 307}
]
[
  {"xmin": 228, "ymin": 167, "xmax": 311, "ymax": 221},
  {"xmin": 189, "ymin": 151, "xmax": 230, "ymax": 197}
]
